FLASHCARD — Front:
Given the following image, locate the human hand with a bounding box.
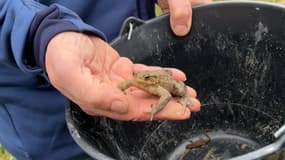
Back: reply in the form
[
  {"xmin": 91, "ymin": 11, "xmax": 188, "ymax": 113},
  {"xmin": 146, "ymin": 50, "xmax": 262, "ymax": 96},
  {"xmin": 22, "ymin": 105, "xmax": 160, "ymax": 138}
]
[
  {"xmin": 46, "ymin": 32, "xmax": 200, "ymax": 121},
  {"xmin": 157, "ymin": 0, "xmax": 212, "ymax": 36}
]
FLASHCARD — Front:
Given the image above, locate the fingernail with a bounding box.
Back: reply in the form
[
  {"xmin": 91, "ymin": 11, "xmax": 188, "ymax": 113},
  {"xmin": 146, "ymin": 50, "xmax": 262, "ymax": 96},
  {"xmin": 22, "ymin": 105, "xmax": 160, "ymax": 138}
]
[
  {"xmin": 110, "ymin": 100, "xmax": 128, "ymax": 114},
  {"xmin": 174, "ymin": 24, "xmax": 189, "ymax": 36}
]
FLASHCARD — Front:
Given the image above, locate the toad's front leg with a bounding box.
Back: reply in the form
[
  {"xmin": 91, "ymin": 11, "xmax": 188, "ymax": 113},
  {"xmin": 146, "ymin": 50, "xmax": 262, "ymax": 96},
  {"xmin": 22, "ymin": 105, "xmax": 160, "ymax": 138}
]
[
  {"xmin": 145, "ymin": 86, "xmax": 171, "ymax": 120},
  {"xmin": 118, "ymin": 80, "xmax": 135, "ymax": 92}
]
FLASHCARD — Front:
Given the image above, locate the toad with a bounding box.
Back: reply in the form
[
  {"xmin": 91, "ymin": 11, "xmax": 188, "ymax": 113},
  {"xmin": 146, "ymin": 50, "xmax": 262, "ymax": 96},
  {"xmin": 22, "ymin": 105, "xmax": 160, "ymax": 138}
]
[{"xmin": 118, "ymin": 69, "xmax": 191, "ymax": 120}]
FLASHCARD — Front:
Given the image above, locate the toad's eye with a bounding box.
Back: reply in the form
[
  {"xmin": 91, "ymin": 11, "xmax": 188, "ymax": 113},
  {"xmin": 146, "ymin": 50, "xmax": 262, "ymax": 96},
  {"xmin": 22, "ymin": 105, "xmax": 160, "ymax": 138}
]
[{"xmin": 144, "ymin": 75, "xmax": 151, "ymax": 80}]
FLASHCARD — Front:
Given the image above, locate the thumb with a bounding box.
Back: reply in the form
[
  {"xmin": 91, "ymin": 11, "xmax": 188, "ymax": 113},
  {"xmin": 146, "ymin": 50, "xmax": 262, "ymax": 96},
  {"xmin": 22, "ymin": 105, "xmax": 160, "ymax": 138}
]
[
  {"xmin": 81, "ymin": 83, "xmax": 129, "ymax": 115},
  {"xmin": 168, "ymin": 0, "xmax": 192, "ymax": 36},
  {"xmin": 94, "ymin": 85, "xmax": 128, "ymax": 114}
]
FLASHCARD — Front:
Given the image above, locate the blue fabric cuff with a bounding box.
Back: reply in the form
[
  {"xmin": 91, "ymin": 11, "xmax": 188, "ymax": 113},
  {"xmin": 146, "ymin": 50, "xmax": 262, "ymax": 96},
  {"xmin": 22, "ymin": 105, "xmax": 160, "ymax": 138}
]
[{"xmin": 26, "ymin": 4, "xmax": 106, "ymax": 77}]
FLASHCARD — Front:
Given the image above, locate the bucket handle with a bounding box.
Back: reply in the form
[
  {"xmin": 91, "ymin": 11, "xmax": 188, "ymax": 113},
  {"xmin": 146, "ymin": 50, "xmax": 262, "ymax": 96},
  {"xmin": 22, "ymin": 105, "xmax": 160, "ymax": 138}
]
[
  {"xmin": 118, "ymin": 17, "xmax": 145, "ymax": 40},
  {"xmin": 229, "ymin": 124, "xmax": 285, "ymax": 160}
]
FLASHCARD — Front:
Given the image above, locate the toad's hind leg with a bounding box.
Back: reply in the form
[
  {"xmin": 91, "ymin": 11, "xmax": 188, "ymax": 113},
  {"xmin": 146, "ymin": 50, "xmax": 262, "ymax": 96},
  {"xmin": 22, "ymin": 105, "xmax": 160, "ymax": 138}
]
[
  {"xmin": 146, "ymin": 86, "xmax": 171, "ymax": 120},
  {"xmin": 178, "ymin": 88, "xmax": 192, "ymax": 113}
]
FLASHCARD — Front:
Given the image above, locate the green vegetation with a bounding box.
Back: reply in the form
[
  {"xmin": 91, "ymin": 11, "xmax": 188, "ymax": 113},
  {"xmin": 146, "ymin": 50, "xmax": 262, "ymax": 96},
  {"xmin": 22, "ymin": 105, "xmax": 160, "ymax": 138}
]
[
  {"xmin": 155, "ymin": 4, "xmax": 163, "ymax": 16},
  {"xmin": 261, "ymin": 0, "xmax": 285, "ymax": 4},
  {"xmin": 0, "ymin": 145, "xmax": 13, "ymax": 160}
]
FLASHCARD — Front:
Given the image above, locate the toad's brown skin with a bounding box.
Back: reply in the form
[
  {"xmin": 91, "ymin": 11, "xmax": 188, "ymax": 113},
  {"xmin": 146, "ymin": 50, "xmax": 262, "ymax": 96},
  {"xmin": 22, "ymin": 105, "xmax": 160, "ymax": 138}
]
[{"xmin": 118, "ymin": 69, "xmax": 191, "ymax": 120}]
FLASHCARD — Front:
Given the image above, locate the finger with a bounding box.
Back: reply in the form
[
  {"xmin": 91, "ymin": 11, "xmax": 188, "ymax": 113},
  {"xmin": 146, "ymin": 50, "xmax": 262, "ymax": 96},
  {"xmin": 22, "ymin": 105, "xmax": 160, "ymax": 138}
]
[
  {"xmin": 85, "ymin": 88, "xmax": 197, "ymax": 121},
  {"xmin": 150, "ymin": 101, "xmax": 191, "ymax": 120},
  {"xmin": 125, "ymin": 91, "xmax": 192, "ymax": 121},
  {"xmin": 77, "ymin": 83, "xmax": 129, "ymax": 115},
  {"xmin": 110, "ymin": 59, "xmax": 187, "ymax": 81},
  {"xmin": 186, "ymin": 86, "xmax": 200, "ymax": 112},
  {"xmin": 157, "ymin": 0, "xmax": 170, "ymax": 13},
  {"xmin": 87, "ymin": 90, "xmax": 192, "ymax": 121},
  {"xmin": 164, "ymin": 67, "xmax": 187, "ymax": 81},
  {"xmin": 110, "ymin": 57, "xmax": 134, "ymax": 80},
  {"xmin": 133, "ymin": 63, "xmax": 161, "ymax": 71},
  {"xmin": 188, "ymin": 97, "xmax": 201, "ymax": 112},
  {"xmin": 191, "ymin": 0, "xmax": 212, "ymax": 6},
  {"xmin": 168, "ymin": 0, "xmax": 192, "ymax": 36},
  {"xmin": 133, "ymin": 64, "xmax": 186, "ymax": 81},
  {"xmin": 187, "ymin": 86, "xmax": 197, "ymax": 98},
  {"xmin": 82, "ymin": 90, "xmax": 153, "ymax": 121}
]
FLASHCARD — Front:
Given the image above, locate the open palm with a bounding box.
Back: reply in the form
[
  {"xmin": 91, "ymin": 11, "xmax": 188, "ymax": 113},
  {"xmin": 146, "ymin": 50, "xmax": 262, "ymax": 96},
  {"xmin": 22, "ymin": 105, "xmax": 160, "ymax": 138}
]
[{"xmin": 46, "ymin": 32, "xmax": 200, "ymax": 121}]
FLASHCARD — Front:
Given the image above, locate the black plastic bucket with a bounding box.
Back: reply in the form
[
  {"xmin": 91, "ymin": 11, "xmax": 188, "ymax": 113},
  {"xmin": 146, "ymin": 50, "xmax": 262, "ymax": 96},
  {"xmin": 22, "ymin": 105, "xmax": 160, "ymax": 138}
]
[{"xmin": 66, "ymin": 1, "xmax": 285, "ymax": 159}]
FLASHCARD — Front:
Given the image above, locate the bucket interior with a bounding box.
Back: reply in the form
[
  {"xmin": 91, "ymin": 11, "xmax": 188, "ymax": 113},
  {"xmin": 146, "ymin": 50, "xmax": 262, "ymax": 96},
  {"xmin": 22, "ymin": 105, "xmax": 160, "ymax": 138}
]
[{"xmin": 66, "ymin": 2, "xmax": 285, "ymax": 160}]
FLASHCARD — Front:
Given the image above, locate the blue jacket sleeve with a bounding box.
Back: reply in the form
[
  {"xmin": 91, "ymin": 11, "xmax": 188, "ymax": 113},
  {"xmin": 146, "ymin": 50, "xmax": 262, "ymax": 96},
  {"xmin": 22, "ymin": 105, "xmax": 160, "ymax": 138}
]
[{"xmin": 0, "ymin": 0, "xmax": 106, "ymax": 76}]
